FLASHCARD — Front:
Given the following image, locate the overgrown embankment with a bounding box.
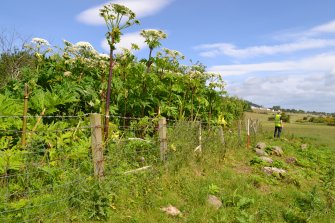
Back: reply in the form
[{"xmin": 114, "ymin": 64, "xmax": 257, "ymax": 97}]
[{"xmin": 109, "ymin": 135, "xmax": 334, "ymax": 222}]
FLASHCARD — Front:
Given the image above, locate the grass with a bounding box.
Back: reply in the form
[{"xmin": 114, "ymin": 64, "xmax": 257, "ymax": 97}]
[{"xmin": 65, "ymin": 119, "xmax": 335, "ymax": 222}]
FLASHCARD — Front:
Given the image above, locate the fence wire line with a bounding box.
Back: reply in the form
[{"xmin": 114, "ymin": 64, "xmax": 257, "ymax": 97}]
[
  {"xmin": 1, "ymin": 123, "xmax": 163, "ymax": 133},
  {"xmin": 0, "ymin": 125, "xmax": 93, "ymax": 133},
  {"xmin": 1, "ymin": 113, "xmax": 219, "ymax": 125},
  {"xmin": 0, "ymin": 113, "xmax": 90, "ymax": 119}
]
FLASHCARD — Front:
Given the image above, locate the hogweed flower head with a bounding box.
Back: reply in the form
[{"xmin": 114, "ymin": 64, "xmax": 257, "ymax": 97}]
[
  {"xmin": 99, "ymin": 3, "xmax": 139, "ymax": 48},
  {"xmin": 31, "ymin": 37, "xmax": 50, "ymax": 46},
  {"xmin": 161, "ymin": 48, "xmax": 185, "ymax": 61},
  {"xmin": 74, "ymin": 41, "xmax": 95, "ymax": 51},
  {"xmin": 99, "ymin": 53, "xmax": 110, "ymax": 60},
  {"xmin": 140, "ymin": 29, "xmax": 167, "ymax": 50}
]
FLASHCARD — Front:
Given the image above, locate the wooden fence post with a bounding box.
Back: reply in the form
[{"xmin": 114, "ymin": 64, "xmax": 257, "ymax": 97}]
[
  {"xmin": 22, "ymin": 83, "xmax": 29, "ymax": 148},
  {"xmin": 159, "ymin": 117, "xmax": 167, "ymax": 162},
  {"xmin": 218, "ymin": 126, "xmax": 225, "ymax": 145},
  {"xmin": 238, "ymin": 120, "xmax": 242, "ymax": 145},
  {"xmin": 90, "ymin": 113, "xmax": 104, "ymax": 179},
  {"xmin": 247, "ymin": 119, "xmax": 250, "ymax": 148}
]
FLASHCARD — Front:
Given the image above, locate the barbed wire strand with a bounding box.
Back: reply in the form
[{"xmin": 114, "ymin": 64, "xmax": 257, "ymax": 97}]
[
  {"xmin": 0, "ymin": 113, "xmax": 90, "ymax": 119},
  {"xmin": 0, "ymin": 110, "xmax": 227, "ymax": 126},
  {"xmin": 0, "ymin": 125, "xmax": 93, "ymax": 133}
]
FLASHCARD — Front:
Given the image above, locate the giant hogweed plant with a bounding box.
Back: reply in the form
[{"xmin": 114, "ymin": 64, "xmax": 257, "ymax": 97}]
[{"xmin": 100, "ymin": 3, "xmax": 140, "ymax": 140}]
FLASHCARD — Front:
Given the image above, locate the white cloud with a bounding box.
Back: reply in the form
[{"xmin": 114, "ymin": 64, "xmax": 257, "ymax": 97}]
[
  {"xmin": 101, "ymin": 31, "xmax": 147, "ymax": 53},
  {"xmin": 273, "ymin": 20, "xmax": 335, "ymax": 41},
  {"xmin": 195, "ymin": 39, "xmax": 335, "ymax": 58},
  {"xmin": 227, "ymin": 70, "xmax": 335, "ymax": 112},
  {"xmin": 195, "ymin": 20, "xmax": 335, "ymax": 59},
  {"xmin": 208, "ymin": 53, "xmax": 335, "ymax": 76},
  {"xmin": 307, "ymin": 20, "xmax": 335, "ymax": 36},
  {"xmin": 210, "ymin": 53, "xmax": 335, "ymax": 112},
  {"xmin": 77, "ymin": 0, "xmax": 173, "ymax": 25}
]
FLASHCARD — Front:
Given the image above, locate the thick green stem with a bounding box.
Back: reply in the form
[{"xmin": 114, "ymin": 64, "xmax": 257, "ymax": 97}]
[{"xmin": 104, "ymin": 40, "xmax": 115, "ymax": 141}]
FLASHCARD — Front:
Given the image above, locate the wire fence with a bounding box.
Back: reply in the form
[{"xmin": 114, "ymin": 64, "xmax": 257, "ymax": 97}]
[{"xmin": 0, "ymin": 113, "xmax": 260, "ymax": 222}]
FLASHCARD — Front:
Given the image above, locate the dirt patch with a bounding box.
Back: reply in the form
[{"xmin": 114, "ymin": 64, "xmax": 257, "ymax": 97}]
[
  {"xmin": 258, "ymin": 184, "xmax": 271, "ymax": 194},
  {"xmin": 234, "ymin": 165, "xmax": 253, "ymax": 174},
  {"xmin": 194, "ymin": 168, "xmax": 203, "ymax": 177}
]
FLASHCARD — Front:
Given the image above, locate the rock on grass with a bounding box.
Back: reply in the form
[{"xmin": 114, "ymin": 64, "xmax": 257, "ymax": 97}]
[{"xmin": 161, "ymin": 205, "xmax": 181, "ymax": 216}]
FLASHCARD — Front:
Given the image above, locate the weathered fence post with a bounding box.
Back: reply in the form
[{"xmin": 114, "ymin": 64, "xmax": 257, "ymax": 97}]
[
  {"xmin": 218, "ymin": 126, "xmax": 225, "ymax": 145},
  {"xmin": 199, "ymin": 122, "xmax": 202, "ymax": 152},
  {"xmin": 90, "ymin": 113, "xmax": 104, "ymax": 179},
  {"xmin": 194, "ymin": 121, "xmax": 202, "ymax": 153},
  {"xmin": 22, "ymin": 83, "xmax": 29, "ymax": 147},
  {"xmin": 251, "ymin": 119, "xmax": 259, "ymax": 135},
  {"xmin": 247, "ymin": 118, "xmax": 250, "ymax": 148},
  {"xmin": 238, "ymin": 120, "xmax": 242, "ymax": 145},
  {"xmin": 159, "ymin": 117, "xmax": 167, "ymax": 162}
]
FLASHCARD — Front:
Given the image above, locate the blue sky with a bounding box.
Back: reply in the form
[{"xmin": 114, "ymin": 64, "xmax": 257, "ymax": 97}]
[{"xmin": 1, "ymin": 0, "xmax": 335, "ymax": 112}]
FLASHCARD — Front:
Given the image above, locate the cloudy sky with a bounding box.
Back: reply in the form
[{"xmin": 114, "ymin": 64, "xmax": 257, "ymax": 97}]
[{"xmin": 1, "ymin": 0, "xmax": 335, "ymax": 112}]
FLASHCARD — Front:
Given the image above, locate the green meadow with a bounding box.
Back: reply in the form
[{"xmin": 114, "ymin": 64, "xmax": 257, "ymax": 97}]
[{"xmin": 245, "ymin": 111, "xmax": 335, "ymax": 149}]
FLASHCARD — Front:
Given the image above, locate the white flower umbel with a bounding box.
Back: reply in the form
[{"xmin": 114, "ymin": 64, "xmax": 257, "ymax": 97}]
[
  {"xmin": 63, "ymin": 40, "xmax": 73, "ymax": 47},
  {"xmin": 99, "ymin": 53, "xmax": 110, "ymax": 59},
  {"xmin": 31, "ymin": 38, "xmax": 50, "ymax": 46},
  {"xmin": 162, "ymin": 48, "xmax": 184, "ymax": 60},
  {"xmin": 141, "ymin": 29, "xmax": 167, "ymax": 39},
  {"xmin": 74, "ymin": 41, "xmax": 95, "ymax": 51},
  {"xmin": 28, "ymin": 37, "xmax": 53, "ymax": 56}
]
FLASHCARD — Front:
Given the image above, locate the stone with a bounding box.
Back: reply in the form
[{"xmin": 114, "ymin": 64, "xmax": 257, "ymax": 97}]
[
  {"xmin": 161, "ymin": 205, "xmax": 181, "ymax": 216},
  {"xmin": 262, "ymin": 167, "xmax": 286, "ymax": 175},
  {"xmin": 256, "ymin": 142, "xmax": 267, "ymax": 150},
  {"xmin": 207, "ymin": 195, "xmax": 222, "ymax": 209},
  {"xmin": 255, "ymin": 148, "xmax": 267, "ymax": 156},
  {"xmin": 272, "ymin": 146, "xmax": 283, "ymax": 156},
  {"xmin": 285, "ymin": 157, "xmax": 297, "ymax": 164},
  {"xmin": 259, "ymin": 156, "xmax": 273, "ymax": 164}
]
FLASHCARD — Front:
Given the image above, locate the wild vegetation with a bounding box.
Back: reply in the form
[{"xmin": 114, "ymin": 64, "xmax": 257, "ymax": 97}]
[
  {"xmin": 296, "ymin": 116, "xmax": 335, "ymax": 126},
  {"xmin": 0, "ymin": 3, "xmax": 334, "ymax": 223}
]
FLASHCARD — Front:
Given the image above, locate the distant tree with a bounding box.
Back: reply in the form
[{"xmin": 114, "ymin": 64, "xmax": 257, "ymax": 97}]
[
  {"xmin": 272, "ymin": 105, "xmax": 281, "ymax": 111},
  {"xmin": 0, "ymin": 30, "xmax": 34, "ymax": 88}
]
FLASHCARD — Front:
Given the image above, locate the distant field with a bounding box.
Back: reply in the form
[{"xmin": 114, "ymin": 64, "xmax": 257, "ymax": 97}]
[{"xmin": 245, "ymin": 111, "xmax": 335, "ymax": 149}]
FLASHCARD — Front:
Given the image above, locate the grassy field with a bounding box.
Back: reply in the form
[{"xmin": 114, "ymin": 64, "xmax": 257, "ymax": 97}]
[{"xmin": 245, "ymin": 111, "xmax": 335, "ymax": 149}]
